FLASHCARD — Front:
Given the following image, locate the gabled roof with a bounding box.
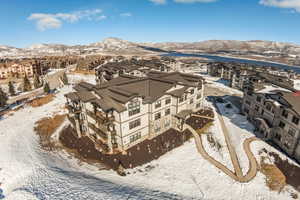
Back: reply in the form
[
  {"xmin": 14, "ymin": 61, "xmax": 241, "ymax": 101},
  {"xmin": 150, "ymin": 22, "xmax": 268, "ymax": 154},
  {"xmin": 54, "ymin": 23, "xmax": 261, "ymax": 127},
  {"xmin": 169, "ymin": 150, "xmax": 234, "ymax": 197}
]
[{"xmin": 66, "ymin": 72, "xmax": 203, "ymax": 113}]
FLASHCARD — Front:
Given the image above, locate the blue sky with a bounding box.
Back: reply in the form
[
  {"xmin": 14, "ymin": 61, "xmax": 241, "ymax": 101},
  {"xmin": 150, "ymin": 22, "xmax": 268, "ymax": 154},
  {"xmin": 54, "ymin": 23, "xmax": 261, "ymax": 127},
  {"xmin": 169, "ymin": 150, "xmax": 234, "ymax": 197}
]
[{"xmin": 1, "ymin": 0, "xmax": 300, "ymax": 47}]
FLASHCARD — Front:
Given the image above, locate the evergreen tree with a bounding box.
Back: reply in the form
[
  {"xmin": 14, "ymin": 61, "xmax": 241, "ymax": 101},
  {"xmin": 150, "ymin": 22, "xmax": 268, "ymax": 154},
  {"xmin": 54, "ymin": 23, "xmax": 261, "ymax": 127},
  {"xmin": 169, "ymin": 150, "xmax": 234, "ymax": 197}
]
[
  {"xmin": 62, "ymin": 72, "xmax": 69, "ymax": 85},
  {"xmin": 8, "ymin": 81, "xmax": 16, "ymax": 96},
  {"xmin": 23, "ymin": 75, "xmax": 32, "ymax": 92},
  {"xmin": 43, "ymin": 82, "xmax": 50, "ymax": 94},
  {"xmin": 0, "ymin": 87, "xmax": 8, "ymax": 108},
  {"xmin": 33, "ymin": 74, "xmax": 41, "ymax": 89}
]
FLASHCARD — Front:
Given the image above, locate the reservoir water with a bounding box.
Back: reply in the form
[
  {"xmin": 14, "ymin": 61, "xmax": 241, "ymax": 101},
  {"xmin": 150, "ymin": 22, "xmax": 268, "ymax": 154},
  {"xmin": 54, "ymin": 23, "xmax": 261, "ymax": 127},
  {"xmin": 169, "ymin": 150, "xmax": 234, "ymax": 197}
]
[{"xmin": 163, "ymin": 52, "xmax": 300, "ymax": 74}]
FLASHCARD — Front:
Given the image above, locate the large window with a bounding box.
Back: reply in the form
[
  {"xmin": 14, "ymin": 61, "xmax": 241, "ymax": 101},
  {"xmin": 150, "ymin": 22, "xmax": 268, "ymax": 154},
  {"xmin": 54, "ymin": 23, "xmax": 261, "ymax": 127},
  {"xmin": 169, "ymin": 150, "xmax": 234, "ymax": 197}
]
[
  {"xmin": 190, "ymin": 99, "xmax": 194, "ymax": 104},
  {"xmin": 155, "ymin": 112, "xmax": 161, "ymax": 120},
  {"xmin": 288, "ymin": 128, "xmax": 296, "ymax": 137},
  {"xmin": 292, "ymin": 116, "xmax": 299, "ymax": 125},
  {"xmin": 165, "ymin": 98, "xmax": 171, "ymax": 105},
  {"xmin": 279, "ymin": 121, "xmax": 286, "ymax": 129},
  {"xmin": 128, "ymin": 100, "xmax": 140, "ymax": 117},
  {"xmin": 190, "ymin": 89, "xmax": 194, "ymax": 95},
  {"xmin": 130, "ymin": 132, "xmax": 141, "ymax": 143},
  {"xmin": 282, "ymin": 110, "xmax": 288, "ymax": 118},
  {"xmin": 266, "ymin": 104, "xmax": 272, "ymax": 112},
  {"xmin": 274, "ymin": 132, "xmax": 281, "ymax": 141},
  {"xmin": 179, "ymin": 96, "xmax": 184, "ymax": 103},
  {"xmin": 155, "ymin": 100, "xmax": 161, "ymax": 109},
  {"xmin": 256, "ymin": 96, "xmax": 262, "ymax": 103},
  {"xmin": 129, "ymin": 119, "xmax": 141, "ymax": 130},
  {"xmin": 165, "ymin": 108, "xmax": 171, "ymax": 116}
]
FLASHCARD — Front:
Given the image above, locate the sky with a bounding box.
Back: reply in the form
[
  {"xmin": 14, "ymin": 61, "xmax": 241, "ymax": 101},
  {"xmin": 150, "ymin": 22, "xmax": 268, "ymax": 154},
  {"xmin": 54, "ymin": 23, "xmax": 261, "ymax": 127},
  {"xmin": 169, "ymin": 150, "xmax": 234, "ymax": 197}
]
[{"xmin": 1, "ymin": 0, "xmax": 300, "ymax": 47}]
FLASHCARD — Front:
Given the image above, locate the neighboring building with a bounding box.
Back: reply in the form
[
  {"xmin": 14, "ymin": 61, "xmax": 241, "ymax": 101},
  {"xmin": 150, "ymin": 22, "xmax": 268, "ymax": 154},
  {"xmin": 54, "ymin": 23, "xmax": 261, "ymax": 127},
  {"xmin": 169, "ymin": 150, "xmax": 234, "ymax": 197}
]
[
  {"xmin": 65, "ymin": 72, "xmax": 204, "ymax": 154},
  {"xmin": 207, "ymin": 62, "xmax": 297, "ymax": 91},
  {"xmin": 0, "ymin": 61, "xmax": 40, "ymax": 79},
  {"xmin": 242, "ymin": 84, "xmax": 300, "ymax": 162},
  {"xmin": 95, "ymin": 58, "xmax": 174, "ymax": 84}
]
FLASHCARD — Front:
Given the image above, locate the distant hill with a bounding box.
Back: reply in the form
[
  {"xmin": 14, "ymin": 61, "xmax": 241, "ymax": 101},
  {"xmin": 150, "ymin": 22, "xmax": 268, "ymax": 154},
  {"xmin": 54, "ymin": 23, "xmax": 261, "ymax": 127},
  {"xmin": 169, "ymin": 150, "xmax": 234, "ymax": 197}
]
[{"xmin": 1, "ymin": 38, "xmax": 300, "ymax": 62}]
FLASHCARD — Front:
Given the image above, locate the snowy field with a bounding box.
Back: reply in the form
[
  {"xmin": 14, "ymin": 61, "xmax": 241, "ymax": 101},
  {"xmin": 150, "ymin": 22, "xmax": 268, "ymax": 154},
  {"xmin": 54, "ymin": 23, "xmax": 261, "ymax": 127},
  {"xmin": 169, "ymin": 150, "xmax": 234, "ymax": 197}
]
[{"xmin": 0, "ymin": 74, "xmax": 299, "ymax": 200}]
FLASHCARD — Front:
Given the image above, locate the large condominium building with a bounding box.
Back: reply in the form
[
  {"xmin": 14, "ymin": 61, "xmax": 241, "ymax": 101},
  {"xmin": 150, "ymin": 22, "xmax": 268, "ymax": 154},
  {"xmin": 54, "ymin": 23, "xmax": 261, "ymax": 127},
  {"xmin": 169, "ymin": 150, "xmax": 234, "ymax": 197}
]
[
  {"xmin": 207, "ymin": 62, "xmax": 297, "ymax": 91},
  {"xmin": 242, "ymin": 84, "xmax": 300, "ymax": 162},
  {"xmin": 65, "ymin": 71, "xmax": 204, "ymax": 154},
  {"xmin": 95, "ymin": 58, "xmax": 175, "ymax": 84},
  {"xmin": 0, "ymin": 61, "xmax": 39, "ymax": 79}
]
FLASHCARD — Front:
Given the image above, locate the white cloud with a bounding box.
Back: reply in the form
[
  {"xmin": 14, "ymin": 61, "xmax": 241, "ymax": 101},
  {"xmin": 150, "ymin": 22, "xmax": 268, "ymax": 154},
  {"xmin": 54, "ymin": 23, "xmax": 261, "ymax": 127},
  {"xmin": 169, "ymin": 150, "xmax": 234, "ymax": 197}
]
[
  {"xmin": 260, "ymin": 0, "xmax": 300, "ymax": 12},
  {"xmin": 28, "ymin": 9, "xmax": 106, "ymax": 31},
  {"xmin": 174, "ymin": 0, "xmax": 217, "ymax": 3},
  {"xmin": 120, "ymin": 12, "xmax": 132, "ymax": 17},
  {"xmin": 149, "ymin": 0, "xmax": 167, "ymax": 5}
]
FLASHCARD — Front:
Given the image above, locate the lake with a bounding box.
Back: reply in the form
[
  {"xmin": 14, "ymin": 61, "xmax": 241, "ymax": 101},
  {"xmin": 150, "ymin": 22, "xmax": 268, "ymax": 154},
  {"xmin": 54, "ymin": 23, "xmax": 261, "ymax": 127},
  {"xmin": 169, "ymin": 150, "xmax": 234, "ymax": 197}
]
[{"xmin": 162, "ymin": 52, "xmax": 300, "ymax": 74}]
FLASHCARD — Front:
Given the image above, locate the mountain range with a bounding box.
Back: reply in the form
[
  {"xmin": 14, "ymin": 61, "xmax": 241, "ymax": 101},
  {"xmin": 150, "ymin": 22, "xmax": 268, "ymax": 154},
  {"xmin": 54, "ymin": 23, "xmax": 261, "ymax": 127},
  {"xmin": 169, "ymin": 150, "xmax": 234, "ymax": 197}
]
[{"xmin": 1, "ymin": 38, "xmax": 300, "ymax": 62}]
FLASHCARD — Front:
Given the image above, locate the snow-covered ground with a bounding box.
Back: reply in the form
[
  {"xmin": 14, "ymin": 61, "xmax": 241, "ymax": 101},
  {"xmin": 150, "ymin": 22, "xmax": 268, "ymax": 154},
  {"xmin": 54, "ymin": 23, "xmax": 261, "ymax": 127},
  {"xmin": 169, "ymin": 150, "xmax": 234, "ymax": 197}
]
[{"xmin": 0, "ymin": 74, "xmax": 299, "ymax": 200}]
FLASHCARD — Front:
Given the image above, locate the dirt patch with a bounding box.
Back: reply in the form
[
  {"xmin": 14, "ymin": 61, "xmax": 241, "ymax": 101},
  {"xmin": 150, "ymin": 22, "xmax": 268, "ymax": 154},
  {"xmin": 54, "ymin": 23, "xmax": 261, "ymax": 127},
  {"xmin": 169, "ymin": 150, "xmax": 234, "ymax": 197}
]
[
  {"xmin": 29, "ymin": 94, "xmax": 55, "ymax": 107},
  {"xmin": 260, "ymin": 156, "xmax": 286, "ymax": 192},
  {"xmin": 186, "ymin": 109, "xmax": 214, "ymax": 132},
  {"xmin": 268, "ymin": 151, "xmax": 300, "ymax": 192},
  {"xmin": 259, "ymin": 148, "xmax": 300, "ymax": 193},
  {"xmin": 34, "ymin": 114, "xmax": 66, "ymax": 150},
  {"xmin": 59, "ymin": 126, "xmax": 193, "ymax": 171}
]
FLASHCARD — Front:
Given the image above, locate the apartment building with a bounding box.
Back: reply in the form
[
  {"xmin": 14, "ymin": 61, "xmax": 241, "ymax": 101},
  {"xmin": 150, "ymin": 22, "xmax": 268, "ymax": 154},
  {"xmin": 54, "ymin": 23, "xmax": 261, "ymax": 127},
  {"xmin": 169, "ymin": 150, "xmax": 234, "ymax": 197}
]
[
  {"xmin": 95, "ymin": 58, "xmax": 173, "ymax": 84},
  {"xmin": 242, "ymin": 84, "xmax": 300, "ymax": 162},
  {"xmin": 207, "ymin": 62, "xmax": 297, "ymax": 91},
  {"xmin": 65, "ymin": 72, "xmax": 204, "ymax": 154},
  {"xmin": 0, "ymin": 62, "xmax": 37, "ymax": 79}
]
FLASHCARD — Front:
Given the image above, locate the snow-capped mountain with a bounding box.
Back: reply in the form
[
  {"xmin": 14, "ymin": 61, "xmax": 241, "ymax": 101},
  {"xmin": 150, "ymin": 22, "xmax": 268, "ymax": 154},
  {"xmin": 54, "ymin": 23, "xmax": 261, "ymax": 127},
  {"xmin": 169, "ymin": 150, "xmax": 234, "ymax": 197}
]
[{"xmin": 1, "ymin": 37, "xmax": 300, "ymax": 59}]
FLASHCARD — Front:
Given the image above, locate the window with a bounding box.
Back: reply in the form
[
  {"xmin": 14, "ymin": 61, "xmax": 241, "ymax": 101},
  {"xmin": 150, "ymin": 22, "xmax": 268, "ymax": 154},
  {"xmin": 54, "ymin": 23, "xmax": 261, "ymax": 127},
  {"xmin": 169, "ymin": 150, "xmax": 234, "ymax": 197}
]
[
  {"xmin": 155, "ymin": 100, "xmax": 161, "ymax": 109},
  {"xmin": 279, "ymin": 121, "xmax": 286, "ymax": 129},
  {"xmin": 130, "ymin": 132, "xmax": 141, "ymax": 143},
  {"xmin": 190, "ymin": 89, "xmax": 194, "ymax": 94},
  {"xmin": 128, "ymin": 100, "xmax": 140, "ymax": 116},
  {"xmin": 292, "ymin": 116, "xmax": 299, "ymax": 125},
  {"xmin": 255, "ymin": 105, "xmax": 259, "ymax": 112},
  {"xmin": 266, "ymin": 104, "xmax": 272, "ymax": 112},
  {"xmin": 288, "ymin": 128, "xmax": 296, "ymax": 137},
  {"xmin": 283, "ymin": 141, "xmax": 291, "ymax": 149},
  {"xmin": 165, "ymin": 98, "xmax": 171, "ymax": 105},
  {"xmin": 154, "ymin": 125, "xmax": 161, "ymax": 133},
  {"xmin": 81, "ymin": 125, "xmax": 87, "ymax": 133},
  {"xmin": 244, "ymin": 108, "xmax": 249, "ymax": 114},
  {"xmin": 190, "ymin": 99, "xmax": 194, "ymax": 104},
  {"xmin": 165, "ymin": 108, "xmax": 171, "ymax": 116},
  {"xmin": 245, "ymin": 100, "xmax": 251, "ymax": 105},
  {"xmin": 274, "ymin": 132, "xmax": 281, "ymax": 141},
  {"xmin": 129, "ymin": 119, "xmax": 141, "ymax": 130},
  {"xmin": 256, "ymin": 96, "xmax": 262, "ymax": 103},
  {"xmin": 196, "ymin": 103, "xmax": 200, "ymax": 108},
  {"xmin": 155, "ymin": 112, "xmax": 161, "ymax": 120},
  {"xmin": 179, "ymin": 96, "xmax": 184, "ymax": 103},
  {"xmin": 165, "ymin": 120, "xmax": 171, "ymax": 128},
  {"xmin": 282, "ymin": 110, "xmax": 288, "ymax": 118},
  {"xmin": 196, "ymin": 94, "xmax": 201, "ymax": 99}
]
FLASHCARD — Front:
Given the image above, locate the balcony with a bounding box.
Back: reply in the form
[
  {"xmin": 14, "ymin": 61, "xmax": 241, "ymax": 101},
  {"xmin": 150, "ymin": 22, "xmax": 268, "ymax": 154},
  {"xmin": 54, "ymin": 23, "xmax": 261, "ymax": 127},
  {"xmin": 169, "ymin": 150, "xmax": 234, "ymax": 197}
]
[
  {"xmin": 66, "ymin": 104, "xmax": 81, "ymax": 114},
  {"xmin": 88, "ymin": 122, "xmax": 108, "ymax": 143},
  {"xmin": 67, "ymin": 115, "xmax": 76, "ymax": 127},
  {"xmin": 89, "ymin": 134, "xmax": 109, "ymax": 153},
  {"xmin": 87, "ymin": 110, "xmax": 114, "ymax": 124}
]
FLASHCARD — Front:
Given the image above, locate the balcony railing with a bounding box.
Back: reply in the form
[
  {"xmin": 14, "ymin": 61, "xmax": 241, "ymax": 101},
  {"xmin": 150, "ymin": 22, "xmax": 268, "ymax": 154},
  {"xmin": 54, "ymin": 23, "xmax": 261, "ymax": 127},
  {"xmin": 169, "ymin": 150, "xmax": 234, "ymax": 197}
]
[
  {"xmin": 88, "ymin": 122, "xmax": 108, "ymax": 142},
  {"xmin": 87, "ymin": 110, "xmax": 114, "ymax": 124},
  {"xmin": 67, "ymin": 115, "xmax": 76, "ymax": 127},
  {"xmin": 66, "ymin": 104, "xmax": 81, "ymax": 114},
  {"xmin": 89, "ymin": 134, "xmax": 109, "ymax": 153}
]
